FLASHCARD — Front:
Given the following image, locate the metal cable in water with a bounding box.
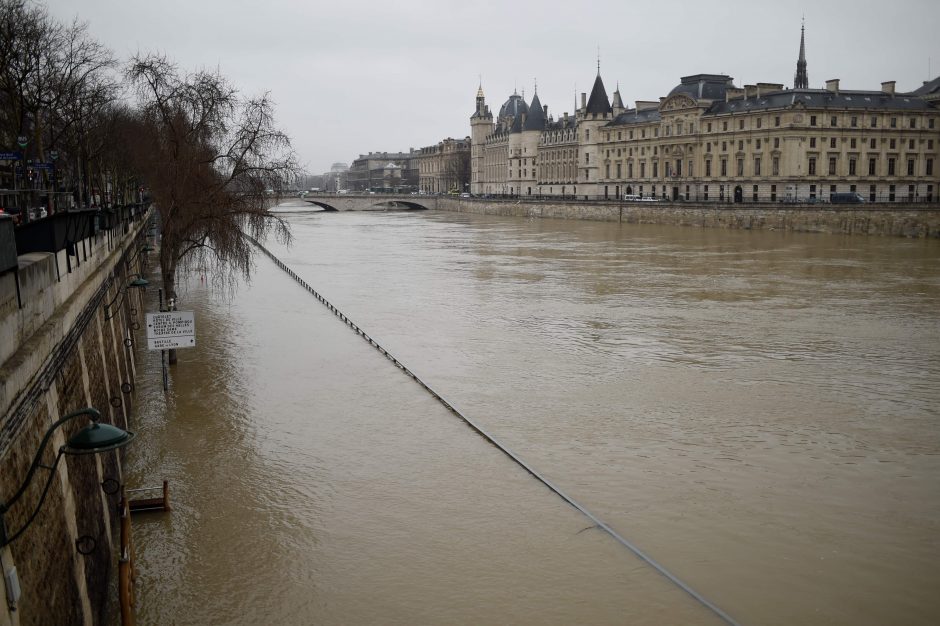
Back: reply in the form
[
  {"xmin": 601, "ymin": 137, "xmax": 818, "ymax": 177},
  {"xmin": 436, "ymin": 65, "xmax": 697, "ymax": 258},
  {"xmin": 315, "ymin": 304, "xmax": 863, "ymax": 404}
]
[{"xmin": 249, "ymin": 237, "xmax": 742, "ymax": 626}]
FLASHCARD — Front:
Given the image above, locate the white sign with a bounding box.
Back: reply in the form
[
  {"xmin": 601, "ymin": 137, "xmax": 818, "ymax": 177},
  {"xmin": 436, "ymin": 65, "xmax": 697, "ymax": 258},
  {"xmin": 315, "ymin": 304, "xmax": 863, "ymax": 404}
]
[{"xmin": 146, "ymin": 311, "xmax": 196, "ymax": 351}]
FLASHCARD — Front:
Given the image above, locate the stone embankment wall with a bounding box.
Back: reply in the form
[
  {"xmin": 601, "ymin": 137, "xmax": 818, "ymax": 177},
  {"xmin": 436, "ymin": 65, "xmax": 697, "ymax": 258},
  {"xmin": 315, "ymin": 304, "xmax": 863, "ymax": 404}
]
[
  {"xmin": 0, "ymin": 212, "xmax": 151, "ymax": 626},
  {"xmin": 438, "ymin": 198, "xmax": 940, "ymax": 237}
]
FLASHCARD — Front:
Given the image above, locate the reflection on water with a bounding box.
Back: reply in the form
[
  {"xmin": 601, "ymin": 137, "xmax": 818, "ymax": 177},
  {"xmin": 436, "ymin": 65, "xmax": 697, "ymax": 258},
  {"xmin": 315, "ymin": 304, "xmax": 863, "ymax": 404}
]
[{"xmin": 126, "ymin": 202, "xmax": 940, "ymax": 625}]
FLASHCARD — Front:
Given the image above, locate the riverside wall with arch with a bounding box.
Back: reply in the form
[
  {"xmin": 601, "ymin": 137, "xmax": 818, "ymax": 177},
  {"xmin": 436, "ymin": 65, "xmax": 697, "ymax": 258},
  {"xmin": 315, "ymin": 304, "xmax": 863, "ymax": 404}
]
[{"xmin": 0, "ymin": 208, "xmax": 151, "ymax": 626}]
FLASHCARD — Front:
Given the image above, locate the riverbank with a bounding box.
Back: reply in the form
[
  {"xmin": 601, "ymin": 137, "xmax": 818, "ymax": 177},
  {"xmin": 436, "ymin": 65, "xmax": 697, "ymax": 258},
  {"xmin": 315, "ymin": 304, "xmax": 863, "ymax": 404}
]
[{"xmin": 443, "ymin": 197, "xmax": 940, "ymax": 237}]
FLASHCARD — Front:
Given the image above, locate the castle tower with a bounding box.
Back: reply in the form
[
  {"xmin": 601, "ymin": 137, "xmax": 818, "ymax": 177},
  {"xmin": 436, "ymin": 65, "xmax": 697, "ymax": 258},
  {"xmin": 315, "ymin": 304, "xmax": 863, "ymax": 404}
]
[
  {"xmin": 577, "ymin": 67, "xmax": 612, "ymax": 198},
  {"xmin": 470, "ymin": 83, "xmax": 493, "ymax": 195},
  {"xmin": 519, "ymin": 87, "xmax": 547, "ymax": 196},
  {"xmin": 794, "ymin": 20, "xmax": 809, "ymax": 89}
]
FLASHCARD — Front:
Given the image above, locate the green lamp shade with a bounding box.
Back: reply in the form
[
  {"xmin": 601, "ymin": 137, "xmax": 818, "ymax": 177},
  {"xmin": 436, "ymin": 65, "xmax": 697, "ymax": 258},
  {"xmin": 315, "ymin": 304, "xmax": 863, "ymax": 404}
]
[
  {"xmin": 140, "ymin": 245, "xmax": 155, "ymax": 252},
  {"xmin": 63, "ymin": 422, "xmax": 135, "ymax": 455},
  {"xmin": 128, "ymin": 277, "xmax": 149, "ymax": 288}
]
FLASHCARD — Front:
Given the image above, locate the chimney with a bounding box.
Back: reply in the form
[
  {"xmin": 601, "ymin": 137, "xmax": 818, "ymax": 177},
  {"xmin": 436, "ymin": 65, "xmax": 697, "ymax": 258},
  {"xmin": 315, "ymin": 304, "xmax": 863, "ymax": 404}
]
[
  {"xmin": 745, "ymin": 84, "xmax": 758, "ymax": 98},
  {"xmin": 725, "ymin": 87, "xmax": 745, "ymax": 101},
  {"xmin": 543, "ymin": 105, "xmax": 548, "ymax": 117},
  {"xmin": 881, "ymin": 81, "xmax": 896, "ymax": 95},
  {"xmin": 826, "ymin": 79, "xmax": 840, "ymax": 93},
  {"xmin": 564, "ymin": 112, "xmax": 569, "ymax": 123},
  {"xmin": 581, "ymin": 92, "xmax": 586, "ymax": 109}
]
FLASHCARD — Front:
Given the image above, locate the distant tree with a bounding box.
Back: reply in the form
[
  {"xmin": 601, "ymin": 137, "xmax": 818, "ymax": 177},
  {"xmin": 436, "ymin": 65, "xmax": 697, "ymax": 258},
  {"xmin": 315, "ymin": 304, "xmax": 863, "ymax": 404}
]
[
  {"xmin": 125, "ymin": 53, "xmax": 297, "ymax": 315},
  {"xmin": 443, "ymin": 148, "xmax": 470, "ymax": 192}
]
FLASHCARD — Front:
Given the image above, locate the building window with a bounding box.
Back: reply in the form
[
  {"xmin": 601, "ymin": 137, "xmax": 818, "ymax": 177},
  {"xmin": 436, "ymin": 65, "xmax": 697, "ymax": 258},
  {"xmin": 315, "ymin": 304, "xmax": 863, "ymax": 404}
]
[
  {"xmin": 850, "ymin": 138, "xmax": 857, "ymax": 149},
  {"xmin": 870, "ymin": 184, "xmax": 876, "ymax": 202},
  {"xmin": 753, "ymin": 185, "xmax": 758, "ymax": 201},
  {"xmin": 704, "ymin": 185, "xmax": 709, "ymax": 200},
  {"xmin": 890, "ymin": 139, "xmax": 896, "ymax": 150},
  {"xmin": 756, "ymin": 139, "xmax": 762, "ymax": 150},
  {"xmin": 757, "ymin": 118, "xmax": 762, "ymax": 129},
  {"xmin": 628, "ymin": 163, "xmax": 633, "ymax": 177},
  {"xmin": 688, "ymin": 161, "xmax": 692, "ymax": 177},
  {"xmin": 890, "ymin": 117, "xmax": 897, "ymax": 128},
  {"xmin": 810, "ymin": 184, "xmax": 817, "ymax": 199},
  {"xmin": 774, "ymin": 116, "xmax": 781, "ymax": 127},
  {"xmin": 654, "ymin": 128, "xmax": 659, "ymax": 137},
  {"xmin": 641, "ymin": 162, "xmax": 646, "ymax": 178},
  {"xmin": 707, "ymin": 142, "xmax": 712, "ymax": 152},
  {"xmin": 869, "ymin": 158, "xmax": 877, "ymax": 175},
  {"xmin": 810, "ymin": 137, "xmax": 816, "ymax": 148},
  {"xmin": 831, "ymin": 116, "xmax": 837, "ymax": 127},
  {"xmin": 739, "ymin": 119, "xmax": 744, "ymax": 130},
  {"xmin": 723, "ymin": 121, "xmax": 728, "ymax": 131},
  {"xmin": 586, "ymin": 130, "xmax": 590, "ymax": 140},
  {"xmin": 754, "ymin": 157, "xmax": 761, "ymax": 175},
  {"xmin": 653, "ymin": 162, "xmax": 658, "ymax": 178},
  {"xmin": 707, "ymin": 122, "xmax": 713, "ymax": 132},
  {"xmin": 705, "ymin": 160, "xmax": 712, "ymax": 176},
  {"xmin": 830, "ymin": 184, "xmax": 837, "ymax": 200},
  {"xmin": 738, "ymin": 140, "xmax": 743, "ymax": 151},
  {"xmin": 810, "ymin": 115, "xmax": 817, "ymax": 126},
  {"xmin": 829, "ymin": 157, "xmax": 837, "ymax": 175},
  {"xmin": 722, "ymin": 141, "xmax": 727, "ymax": 151},
  {"xmin": 605, "ymin": 164, "xmax": 610, "ymax": 178},
  {"xmin": 927, "ymin": 158, "xmax": 934, "ymax": 176},
  {"xmin": 909, "ymin": 118, "xmax": 917, "ymax": 129},
  {"xmin": 737, "ymin": 158, "xmax": 743, "ymax": 176},
  {"xmin": 907, "ymin": 159, "xmax": 915, "ymax": 176},
  {"xmin": 774, "ymin": 137, "xmax": 780, "ymax": 149},
  {"xmin": 772, "ymin": 157, "xmax": 779, "ymax": 176},
  {"xmin": 871, "ymin": 116, "xmax": 877, "ymax": 128},
  {"xmin": 849, "ymin": 158, "xmax": 857, "ymax": 176},
  {"xmin": 889, "ymin": 184, "xmax": 896, "ymax": 201},
  {"xmin": 721, "ymin": 159, "xmax": 728, "ymax": 176},
  {"xmin": 618, "ymin": 132, "xmax": 622, "ymax": 140},
  {"xmin": 585, "ymin": 152, "xmax": 590, "ymax": 163},
  {"xmin": 830, "ymin": 137, "xmax": 837, "ymax": 149},
  {"xmin": 888, "ymin": 158, "xmax": 896, "ymax": 175},
  {"xmin": 809, "ymin": 157, "xmax": 817, "ymax": 175},
  {"xmin": 771, "ymin": 184, "xmax": 777, "ymax": 201},
  {"xmin": 616, "ymin": 163, "xmax": 622, "ymax": 178},
  {"xmin": 909, "ymin": 139, "xmax": 915, "ymax": 150},
  {"xmin": 930, "ymin": 118, "xmax": 936, "ymax": 129},
  {"xmin": 908, "ymin": 185, "xmax": 915, "ymax": 201},
  {"xmin": 870, "ymin": 138, "xmax": 876, "ymax": 149},
  {"xmin": 851, "ymin": 116, "xmax": 858, "ymax": 127}
]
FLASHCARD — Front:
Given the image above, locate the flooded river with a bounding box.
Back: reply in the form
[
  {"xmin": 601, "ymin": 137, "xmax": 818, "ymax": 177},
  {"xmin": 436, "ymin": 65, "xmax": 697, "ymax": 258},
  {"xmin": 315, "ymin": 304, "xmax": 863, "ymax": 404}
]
[{"xmin": 125, "ymin": 201, "xmax": 940, "ymax": 625}]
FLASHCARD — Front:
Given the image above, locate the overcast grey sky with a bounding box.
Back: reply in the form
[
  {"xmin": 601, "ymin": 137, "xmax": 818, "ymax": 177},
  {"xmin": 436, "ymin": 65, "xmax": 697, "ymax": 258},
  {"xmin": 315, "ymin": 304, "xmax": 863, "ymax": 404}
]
[{"xmin": 46, "ymin": 0, "xmax": 940, "ymax": 174}]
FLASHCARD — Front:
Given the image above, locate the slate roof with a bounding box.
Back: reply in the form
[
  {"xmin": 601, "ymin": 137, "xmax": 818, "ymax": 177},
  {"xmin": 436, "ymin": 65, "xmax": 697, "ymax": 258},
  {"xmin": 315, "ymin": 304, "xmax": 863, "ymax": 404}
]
[
  {"xmin": 705, "ymin": 89, "xmax": 937, "ymax": 116},
  {"xmin": 585, "ymin": 73, "xmax": 612, "ymax": 114},
  {"xmin": 910, "ymin": 76, "xmax": 940, "ymax": 97},
  {"xmin": 523, "ymin": 93, "xmax": 547, "ymax": 131},
  {"xmin": 667, "ymin": 74, "xmax": 736, "ymax": 101},
  {"xmin": 608, "ymin": 108, "xmax": 662, "ymax": 126},
  {"xmin": 498, "ymin": 93, "xmax": 528, "ymax": 120}
]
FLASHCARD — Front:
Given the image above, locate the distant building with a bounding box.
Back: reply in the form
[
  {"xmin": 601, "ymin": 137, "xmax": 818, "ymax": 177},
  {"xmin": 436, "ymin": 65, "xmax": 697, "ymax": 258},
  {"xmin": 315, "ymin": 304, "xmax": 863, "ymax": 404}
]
[
  {"xmin": 413, "ymin": 137, "xmax": 471, "ymax": 193},
  {"xmin": 325, "ymin": 162, "xmax": 348, "ymax": 192},
  {"xmin": 471, "ymin": 23, "xmax": 940, "ymax": 203},
  {"xmin": 347, "ymin": 151, "xmax": 418, "ymax": 191}
]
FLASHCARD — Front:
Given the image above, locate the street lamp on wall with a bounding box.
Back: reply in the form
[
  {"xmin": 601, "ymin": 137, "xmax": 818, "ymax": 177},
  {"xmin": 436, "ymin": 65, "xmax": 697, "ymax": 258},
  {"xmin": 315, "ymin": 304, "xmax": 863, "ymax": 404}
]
[
  {"xmin": 104, "ymin": 275, "xmax": 149, "ymax": 321},
  {"xmin": 0, "ymin": 408, "xmax": 135, "ymax": 547}
]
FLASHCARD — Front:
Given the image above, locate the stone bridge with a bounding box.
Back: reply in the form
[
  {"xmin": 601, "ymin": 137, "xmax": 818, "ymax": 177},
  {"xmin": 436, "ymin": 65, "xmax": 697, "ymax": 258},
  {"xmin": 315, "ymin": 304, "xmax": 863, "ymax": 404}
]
[{"xmin": 301, "ymin": 193, "xmax": 458, "ymax": 212}]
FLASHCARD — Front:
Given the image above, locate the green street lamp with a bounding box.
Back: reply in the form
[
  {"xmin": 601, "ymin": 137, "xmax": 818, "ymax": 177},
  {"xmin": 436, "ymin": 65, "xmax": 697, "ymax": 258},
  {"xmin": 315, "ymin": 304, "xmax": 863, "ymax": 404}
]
[
  {"xmin": 0, "ymin": 408, "xmax": 135, "ymax": 547},
  {"xmin": 104, "ymin": 274, "xmax": 149, "ymax": 320}
]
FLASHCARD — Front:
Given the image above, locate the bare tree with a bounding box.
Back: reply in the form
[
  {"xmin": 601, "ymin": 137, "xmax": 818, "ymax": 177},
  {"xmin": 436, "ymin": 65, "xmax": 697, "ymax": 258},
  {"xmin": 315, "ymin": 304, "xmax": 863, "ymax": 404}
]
[
  {"xmin": 125, "ymin": 53, "xmax": 297, "ymax": 313},
  {"xmin": 443, "ymin": 148, "xmax": 470, "ymax": 192}
]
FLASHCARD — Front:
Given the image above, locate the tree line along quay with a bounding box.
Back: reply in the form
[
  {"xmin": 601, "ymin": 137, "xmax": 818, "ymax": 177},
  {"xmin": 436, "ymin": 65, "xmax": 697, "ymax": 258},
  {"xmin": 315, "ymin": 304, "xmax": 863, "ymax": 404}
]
[{"xmin": 1, "ymin": 1, "xmax": 939, "ymax": 625}]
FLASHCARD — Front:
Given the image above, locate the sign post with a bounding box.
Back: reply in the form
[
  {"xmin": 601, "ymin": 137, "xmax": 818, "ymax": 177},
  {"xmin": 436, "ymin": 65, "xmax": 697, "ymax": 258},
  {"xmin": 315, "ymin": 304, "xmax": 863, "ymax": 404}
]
[{"xmin": 145, "ymin": 311, "xmax": 196, "ymax": 351}]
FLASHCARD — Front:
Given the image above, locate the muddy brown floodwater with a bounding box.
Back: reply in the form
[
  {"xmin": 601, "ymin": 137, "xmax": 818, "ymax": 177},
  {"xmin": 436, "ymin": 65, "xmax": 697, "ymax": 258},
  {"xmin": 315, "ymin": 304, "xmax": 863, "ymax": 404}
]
[{"xmin": 124, "ymin": 202, "xmax": 940, "ymax": 625}]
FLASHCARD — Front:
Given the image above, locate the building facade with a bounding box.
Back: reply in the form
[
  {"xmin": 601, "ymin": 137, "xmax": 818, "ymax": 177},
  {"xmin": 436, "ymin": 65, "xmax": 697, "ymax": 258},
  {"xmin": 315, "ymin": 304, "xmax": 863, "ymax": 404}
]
[
  {"xmin": 471, "ymin": 28, "xmax": 940, "ymax": 203},
  {"xmin": 347, "ymin": 151, "xmax": 418, "ymax": 192},
  {"xmin": 414, "ymin": 137, "xmax": 471, "ymax": 193}
]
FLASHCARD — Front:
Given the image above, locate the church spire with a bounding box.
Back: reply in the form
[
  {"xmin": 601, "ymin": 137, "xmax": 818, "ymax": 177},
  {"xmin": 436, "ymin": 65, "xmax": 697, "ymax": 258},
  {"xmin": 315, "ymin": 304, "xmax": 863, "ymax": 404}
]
[{"xmin": 794, "ymin": 19, "xmax": 809, "ymax": 89}]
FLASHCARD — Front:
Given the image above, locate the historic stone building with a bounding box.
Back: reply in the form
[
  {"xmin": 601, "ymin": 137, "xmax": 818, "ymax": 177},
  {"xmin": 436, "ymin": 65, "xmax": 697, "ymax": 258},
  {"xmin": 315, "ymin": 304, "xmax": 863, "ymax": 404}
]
[
  {"xmin": 347, "ymin": 151, "xmax": 418, "ymax": 192},
  {"xmin": 414, "ymin": 137, "xmax": 471, "ymax": 193},
  {"xmin": 471, "ymin": 26, "xmax": 940, "ymax": 203}
]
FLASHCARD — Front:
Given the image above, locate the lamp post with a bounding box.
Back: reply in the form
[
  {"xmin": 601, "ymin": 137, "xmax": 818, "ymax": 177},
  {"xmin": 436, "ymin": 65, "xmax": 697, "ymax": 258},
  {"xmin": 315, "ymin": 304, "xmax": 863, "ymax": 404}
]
[
  {"xmin": 0, "ymin": 407, "xmax": 135, "ymax": 547},
  {"xmin": 104, "ymin": 275, "xmax": 149, "ymax": 320},
  {"xmin": 49, "ymin": 150, "xmax": 58, "ymax": 215}
]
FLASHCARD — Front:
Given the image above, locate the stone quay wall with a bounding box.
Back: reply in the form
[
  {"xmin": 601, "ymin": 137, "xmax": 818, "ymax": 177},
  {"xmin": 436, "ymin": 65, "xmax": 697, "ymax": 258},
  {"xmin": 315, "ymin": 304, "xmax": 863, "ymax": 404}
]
[
  {"xmin": 437, "ymin": 198, "xmax": 940, "ymax": 238},
  {"xmin": 0, "ymin": 211, "xmax": 151, "ymax": 626}
]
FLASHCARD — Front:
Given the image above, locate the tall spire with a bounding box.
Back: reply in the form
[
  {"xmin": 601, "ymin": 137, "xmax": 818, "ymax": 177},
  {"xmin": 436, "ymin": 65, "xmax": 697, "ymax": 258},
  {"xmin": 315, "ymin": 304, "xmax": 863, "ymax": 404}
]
[{"xmin": 794, "ymin": 19, "xmax": 809, "ymax": 89}]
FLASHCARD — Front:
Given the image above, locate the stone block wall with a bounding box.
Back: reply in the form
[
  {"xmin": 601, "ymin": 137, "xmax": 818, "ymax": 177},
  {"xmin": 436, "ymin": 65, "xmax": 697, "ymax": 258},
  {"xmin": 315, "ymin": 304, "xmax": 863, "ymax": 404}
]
[
  {"xmin": 437, "ymin": 197, "xmax": 940, "ymax": 238},
  {"xmin": 0, "ymin": 215, "xmax": 151, "ymax": 626}
]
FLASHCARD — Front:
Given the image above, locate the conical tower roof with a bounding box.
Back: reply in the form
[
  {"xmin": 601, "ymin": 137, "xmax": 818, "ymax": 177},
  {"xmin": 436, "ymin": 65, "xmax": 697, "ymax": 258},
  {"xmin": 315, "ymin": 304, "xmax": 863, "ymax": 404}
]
[
  {"xmin": 585, "ymin": 72, "xmax": 612, "ymax": 115},
  {"xmin": 523, "ymin": 92, "xmax": 546, "ymax": 131}
]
